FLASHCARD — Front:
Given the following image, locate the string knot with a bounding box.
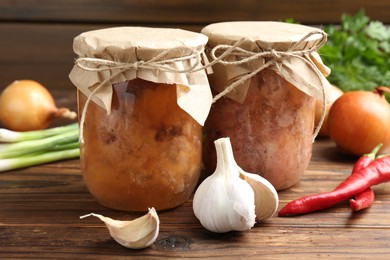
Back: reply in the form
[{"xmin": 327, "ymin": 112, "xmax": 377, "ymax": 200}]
[
  {"xmin": 74, "ymin": 30, "xmax": 328, "ymax": 143},
  {"xmin": 75, "ymin": 47, "xmax": 210, "ymax": 143},
  {"xmin": 270, "ymin": 49, "xmax": 283, "ymax": 60},
  {"xmin": 75, "ymin": 47, "xmax": 206, "ymax": 75},
  {"xmin": 208, "ymin": 30, "xmax": 329, "ymax": 142},
  {"xmin": 133, "ymin": 61, "xmax": 139, "ymax": 70}
]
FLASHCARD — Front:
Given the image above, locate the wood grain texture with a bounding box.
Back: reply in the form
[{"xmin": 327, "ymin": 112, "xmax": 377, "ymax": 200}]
[
  {"xmin": 1, "ymin": 137, "xmax": 390, "ymax": 258},
  {"xmin": 1, "ymin": 1, "xmax": 390, "ymax": 258}
]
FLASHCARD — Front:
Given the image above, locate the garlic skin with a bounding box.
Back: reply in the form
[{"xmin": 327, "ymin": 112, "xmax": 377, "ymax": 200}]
[
  {"xmin": 193, "ymin": 137, "xmax": 278, "ymax": 233},
  {"xmin": 239, "ymin": 168, "xmax": 279, "ymax": 221},
  {"xmin": 80, "ymin": 207, "xmax": 159, "ymax": 249},
  {"xmin": 193, "ymin": 137, "xmax": 256, "ymax": 233}
]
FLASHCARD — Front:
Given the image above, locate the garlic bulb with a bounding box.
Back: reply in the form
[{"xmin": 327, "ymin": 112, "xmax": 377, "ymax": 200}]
[
  {"xmin": 193, "ymin": 137, "xmax": 278, "ymax": 233},
  {"xmin": 80, "ymin": 207, "xmax": 159, "ymax": 249}
]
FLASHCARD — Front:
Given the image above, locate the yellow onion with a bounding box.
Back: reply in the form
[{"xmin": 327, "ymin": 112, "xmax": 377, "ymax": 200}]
[
  {"xmin": 0, "ymin": 80, "xmax": 76, "ymax": 131},
  {"xmin": 327, "ymin": 86, "xmax": 390, "ymax": 156}
]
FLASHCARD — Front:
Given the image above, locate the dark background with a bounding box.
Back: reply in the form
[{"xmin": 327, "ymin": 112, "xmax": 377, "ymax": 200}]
[{"xmin": 0, "ymin": 0, "xmax": 388, "ymax": 103}]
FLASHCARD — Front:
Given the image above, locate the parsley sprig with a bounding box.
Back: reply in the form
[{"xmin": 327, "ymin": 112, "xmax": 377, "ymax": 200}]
[{"xmin": 318, "ymin": 10, "xmax": 390, "ymax": 100}]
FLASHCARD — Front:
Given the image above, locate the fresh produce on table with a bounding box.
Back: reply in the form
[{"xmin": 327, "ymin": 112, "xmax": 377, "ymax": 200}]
[
  {"xmin": 193, "ymin": 137, "xmax": 278, "ymax": 233},
  {"xmin": 80, "ymin": 208, "xmax": 160, "ymax": 249},
  {"xmin": 0, "ymin": 80, "xmax": 77, "ymax": 131},
  {"xmin": 338, "ymin": 144, "xmax": 382, "ymax": 211},
  {"xmin": 350, "ymin": 187, "xmax": 375, "ymax": 212},
  {"xmin": 0, "ymin": 123, "xmax": 80, "ymax": 172},
  {"xmin": 327, "ymin": 86, "xmax": 390, "ymax": 156},
  {"xmin": 278, "ymin": 144, "xmax": 388, "ymax": 216}
]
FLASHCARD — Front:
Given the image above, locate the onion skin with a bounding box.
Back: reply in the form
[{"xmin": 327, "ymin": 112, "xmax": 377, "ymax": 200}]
[
  {"xmin": 0, "ymin": 80, "xmax": 76, "ymax": 131},
  {"xmin": 315, "ymin": 85, "xmax": 343, "ymax": 136},
  {"xmin": 327, "ymin": 87, "xmax": 390, "ymax": 156}
]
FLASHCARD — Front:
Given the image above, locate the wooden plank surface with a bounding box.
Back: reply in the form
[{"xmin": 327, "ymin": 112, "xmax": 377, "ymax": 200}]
[
  {"xmin": 1, "ymin": 135, "xmax": 390, "ymax": 258},
  {"xmin": 1, "ymin": 1, "xmax": 390, "ymax": 258}
]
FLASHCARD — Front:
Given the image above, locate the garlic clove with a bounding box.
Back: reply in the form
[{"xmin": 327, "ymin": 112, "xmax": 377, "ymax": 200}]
[
  {"xmin": 238, "ymin": 169, "xmax": 279, "ymax": 221},
  {"xmin": 80, "ymin": 207, "xmax": 159, "ymax": 249}
]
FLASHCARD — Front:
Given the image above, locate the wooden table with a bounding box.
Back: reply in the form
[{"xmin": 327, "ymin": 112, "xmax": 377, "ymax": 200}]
[
  {"xmin": 1, "ymin": 128, "xmax": 389, "ymax": 258},
  {"xmin": 1, "ymin": 1, "xmax": 390, "ymax": 258}
]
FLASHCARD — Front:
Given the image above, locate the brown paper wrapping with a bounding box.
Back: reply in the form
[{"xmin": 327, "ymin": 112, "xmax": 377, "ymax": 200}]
[
  {"xmin": 69, "ymin": 27, "xmax": 212, "ymax": 126},
  {"xmin": 201, "ymin": 22, "xmax": 332, "ymax": 103}
]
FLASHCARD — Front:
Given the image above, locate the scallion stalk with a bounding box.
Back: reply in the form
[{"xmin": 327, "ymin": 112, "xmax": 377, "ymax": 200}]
[
  {"xmin": 0, "ymin": 123, "xmax": 80, "ymax": 172},
  {"xmin": 0, "ymin": 123, "xmax": 78, "ymax": 143},
  {"xmin": 0, "ymin": 128, "xmax": 79, "ymax": 159},
  {"xmin": 0, "ymin": 148, "xmax": 80, "ymax": 172},
  {"xmin": 51, "ymin": 142, "xmax": 80, "ymax": 151}
]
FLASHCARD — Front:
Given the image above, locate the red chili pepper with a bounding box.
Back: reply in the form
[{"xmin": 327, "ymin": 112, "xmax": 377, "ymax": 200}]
[
  {"xmin": 278, "ymin": 154, "xmax": 390, "ymax": 216},
  {"xmin": 344, "ymin": 144, "xmax": 382, "ymax": 211},
  {"xmin": 349, "ymin": 188, "xmax": 375, "ymax": 211}
]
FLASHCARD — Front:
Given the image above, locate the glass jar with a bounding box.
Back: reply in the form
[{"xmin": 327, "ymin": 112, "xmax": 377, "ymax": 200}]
[
  {"xmin": 78, "ymin": 79, "xmax": 202, "ymax": 211},
  {"xmin": 69, "ymin": 27, "xmax": 212, "ymax": 211},
  {"xmin": 201, "ymin": 22, "xmax": 331, "ymax": 190}
]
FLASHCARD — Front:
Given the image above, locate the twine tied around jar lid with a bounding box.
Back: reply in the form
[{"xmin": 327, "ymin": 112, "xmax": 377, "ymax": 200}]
[
  {"xmin": 75, "ymin": 47, "xmax": 206, "ymax": 74},
  {"xmin": 71, "ymin": 26, "xmax": 330, "ymax": 143},
  {"xmin": 74, "ymin": 46, "xmax": 210, "ymax": 143},
  {"xmin": 203, "ymin": 29, "xmax": 331, "ymax": 142},
  {"xmin": 208, "ymin": 30, "xmax": 328, "ymax": 102},
  {"xmin": 69, "ymin": 27, "xmax": 214, "ymax": 144}
]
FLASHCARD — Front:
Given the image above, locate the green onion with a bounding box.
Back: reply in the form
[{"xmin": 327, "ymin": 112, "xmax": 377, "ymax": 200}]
[
  {"xmin": 0, "ymin": 123, "xmax": 78, "ymax": 142},
  {"xmin": 51, "ymin": 142, "xmax": 80, "ymax": 151},
  {"xmin": 0, "ymin": 148, "xmax": 80, "ymax": 172},
  {"xmin": 0, "ymin": 123, "xmax": 80, "ymax": 172},
  {"xmin": 0, "ymin": 128, "xmax": 79, "ymax": 159}
]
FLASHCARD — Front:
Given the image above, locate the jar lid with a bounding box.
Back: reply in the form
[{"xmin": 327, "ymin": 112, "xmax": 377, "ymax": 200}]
[
  {"xmin": 201, "ymin": 21, "xmax": 324, "ymax": 51},
  {"xmin": 69, "ymin": 27, "xmax": 212, "ymax": 127},
  {"xmin": 73, "ymin": 27, "xmax": 208, "ymax": 61},
  {"xmin": 200, "ymin": 21, "xmax": 331, "ymax": 106}
]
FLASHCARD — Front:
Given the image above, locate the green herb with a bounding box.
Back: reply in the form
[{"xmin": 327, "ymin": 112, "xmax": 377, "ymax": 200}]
[
  {"xmin": 0, "ymin": 148, "xmax": 80, "ymax": 172},
  {"xmin": 0, "ymin": 123, "xmax": 78, "ymax": 142},
  {"xmin": 318, "ymin": 10, "xmax": 390, "ymax": 100},
  {"xmin": 0, "ymin": 123, "xmax": 80, "ymax": 172}
]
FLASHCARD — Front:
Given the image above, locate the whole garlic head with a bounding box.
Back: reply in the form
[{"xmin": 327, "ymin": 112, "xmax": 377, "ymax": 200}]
[{"xmin": 193, "ymin": 137, "xmax": 278, "ymax": 233}]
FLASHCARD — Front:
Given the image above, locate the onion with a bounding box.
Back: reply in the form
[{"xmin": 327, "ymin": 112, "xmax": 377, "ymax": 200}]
[
  {"xmin": 327, "ymin": 86, "xmax": 390, "ymax": 156},
  {"xmin": 0, "ymin": 80, "xmax": 76, "ymax": 131},
  {"xmin": 315, "ymin": 85, "xmax": 343, "ymax": 136}
]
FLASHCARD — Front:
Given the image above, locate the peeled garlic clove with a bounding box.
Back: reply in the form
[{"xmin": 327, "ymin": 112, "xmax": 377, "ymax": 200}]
[
  {"xmin": 239, "ymin": 168, "xmax": 279, "ymax": 221},
  {"xmin": 80, "ymin": 207, "xmax": 159, "ymax": 249}
]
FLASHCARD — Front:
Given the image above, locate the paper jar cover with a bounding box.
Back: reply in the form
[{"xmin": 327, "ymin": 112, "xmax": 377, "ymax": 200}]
[
  {"xmin": 201, "ymin": 21, "xmax": 332, "ymax": 103},
  {"xmin": 69, "ymin": 26, "xmax": 212, "ymax": 126}
]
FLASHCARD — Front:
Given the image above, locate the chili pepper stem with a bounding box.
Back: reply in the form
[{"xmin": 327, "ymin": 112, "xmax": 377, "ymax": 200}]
[{"xmin": 365, "ymin": 143, "xmax": 383, "ymax": 160}]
